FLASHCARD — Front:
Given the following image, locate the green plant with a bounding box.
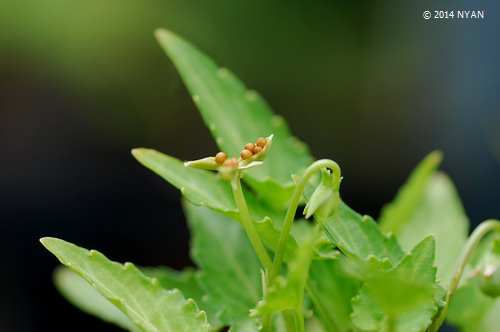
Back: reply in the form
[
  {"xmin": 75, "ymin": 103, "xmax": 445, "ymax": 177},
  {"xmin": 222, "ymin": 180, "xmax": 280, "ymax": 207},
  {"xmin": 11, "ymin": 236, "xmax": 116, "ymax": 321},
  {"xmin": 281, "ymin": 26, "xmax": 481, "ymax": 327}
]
[{"xmin": 41, "ymin": 29, "xmax": 500, "ymax": 332}]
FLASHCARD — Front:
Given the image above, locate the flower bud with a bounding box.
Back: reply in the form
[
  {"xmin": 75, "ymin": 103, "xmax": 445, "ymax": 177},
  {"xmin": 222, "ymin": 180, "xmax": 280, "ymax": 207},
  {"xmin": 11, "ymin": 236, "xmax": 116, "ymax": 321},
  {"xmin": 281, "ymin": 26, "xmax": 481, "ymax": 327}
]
[
  {"xmin": 479, "ymin": 238, "xmax": 500, "ymax": 297},
  {"xmin": 303, "ymin": 168, "xmax": 342, "ymax": 224}
]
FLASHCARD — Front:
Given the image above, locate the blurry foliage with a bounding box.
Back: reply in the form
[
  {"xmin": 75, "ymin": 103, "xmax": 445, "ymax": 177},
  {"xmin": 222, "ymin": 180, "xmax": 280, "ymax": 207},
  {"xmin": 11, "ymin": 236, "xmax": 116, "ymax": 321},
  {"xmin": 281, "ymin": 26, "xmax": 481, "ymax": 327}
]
[{"xmin": 0, "ymin": 0, "xmax": 432, "ymax": 165}]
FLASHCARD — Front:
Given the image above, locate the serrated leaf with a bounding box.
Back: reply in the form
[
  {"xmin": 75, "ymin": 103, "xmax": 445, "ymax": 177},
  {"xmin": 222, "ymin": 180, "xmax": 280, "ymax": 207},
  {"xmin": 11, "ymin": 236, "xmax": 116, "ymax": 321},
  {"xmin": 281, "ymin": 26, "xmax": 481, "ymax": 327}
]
[
  {"xmin": 307, "ymin": 259, "xmax": 359, "ymax": 331},
  {"xmin": 53, "ymin": 266, "xmax": 140, "ymax": 331},
  {"xmin": 251, "ymin": 228, "xmax": 317, "ymax": 316},
  {"xmin": 378, "ymin": 152, "xmax": 468, "ymax": 285},
  {"xmin": 325, "ymin": 202, "xmax": 405, "ymax": 265},
  {"xmin": 351, "ymin": 236, "xmax": 438, "ymax": 332},
  {"xmin": 41, "ymin": 237, "xmax": 209, "ymax": 332},
  {"xmin": 183, "ymin": 200, "xmax": 261, "ymax": 328},
  {"xmin": 301, "ymin": 173, "xmax": 404, "ymax": 264},
  {"xmin": 155, "ymin": 29, "xmax": 313, "ymax": 201},
  {"xmin": 141, "ymin": 266, "xmax": 222, "ymax": 330},
  {"xmin": 132, "ymin": 148, "xmax": 279, "ymax": 223},
  {"xmin": 379, "ymin": 151, "xmax": 443, "ymax": 234}
]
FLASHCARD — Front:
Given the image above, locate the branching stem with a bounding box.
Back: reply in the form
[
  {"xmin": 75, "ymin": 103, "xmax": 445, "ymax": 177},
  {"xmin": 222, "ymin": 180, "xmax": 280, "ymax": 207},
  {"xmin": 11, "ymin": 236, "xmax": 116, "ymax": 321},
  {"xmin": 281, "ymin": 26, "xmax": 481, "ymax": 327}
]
[
  {"xmin": 428, "ymin": 219, "xmax": 500, "ymax": 331},
  {"xmin": 269, "ymin": 159, "xmax": 341, "ymax": 282}
]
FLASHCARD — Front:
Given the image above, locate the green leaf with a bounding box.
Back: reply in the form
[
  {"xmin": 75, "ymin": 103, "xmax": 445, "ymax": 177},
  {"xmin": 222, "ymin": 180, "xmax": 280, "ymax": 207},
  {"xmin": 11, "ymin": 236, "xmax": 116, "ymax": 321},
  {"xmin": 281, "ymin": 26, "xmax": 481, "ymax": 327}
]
[
  {"xmin": 253, "ymin": 217, "xmax": 299, "ymax": 263},
  {"xmin": 53, "ymin": 266, "xmax": 139, "ymax": 331},
  {"xmin": 251, "ymin": 228, "xmax": 317, "ymax": 316},
  {"xmin": 307, "ymin": 259, "xmax": 359, "ymax": 331},
  {"xmin": 301, "ymin": 171, "xmax": 404, "ymax": 264},
  {"xmin": 351, "ymin": 236, "xmax": 439, "ymax": 332},
  {"xmin": 132, "ymin": 148, "xmax": 278, "ymax": 222},
  {"xmin": 388, "ymin": 172, "xmax": 469, "ymax": 285},
  {"xmin": 183, "ymin": 200, "xmax": 261, "ymax": 328},
  {"xmin": 41, "ymin": 237, "xmax": 209, "ymax": 332},
  {"xmin": 325, "ymin": 202, "xmax": 405, "ymax": 265},
  {"xmin": 141, "ymin": 266, "xmax": 222, "ymax": 330},
  {"xmin": 379, "ymin": 151, "xmax": 443, "ymax": 234},
  {"xmin": 155, "ymin": 29, "xmax": 313, "ymax": 201}
]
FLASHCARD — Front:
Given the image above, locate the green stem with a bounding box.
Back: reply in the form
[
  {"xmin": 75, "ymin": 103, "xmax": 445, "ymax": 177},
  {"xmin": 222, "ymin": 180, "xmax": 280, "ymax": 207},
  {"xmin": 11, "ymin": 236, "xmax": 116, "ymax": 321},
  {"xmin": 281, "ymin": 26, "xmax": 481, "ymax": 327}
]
[
  {"xmin": 269, "ymin": 159, "xmax": 341, "ymax": 282},
  {"xmin": 230, "ymin": 175, "xmax": 273, "ymax": 272},
  {"xmin": 295, "ymin": 307, "xmax": 305, "ymax": 332},
  {"xmin": 305, "ymin": 282, "xmax": 340, "ymax": 332},
  {"xmin": 428, "ymin": 219, "xmax": 500, "ymax": 332},
  {"xmin": 282, "ymin": 311, "xmax": 297, "ymax": 332},
  {"xmin": 386, "ymin": 315, "xmax": 395, "ymax": 332}
]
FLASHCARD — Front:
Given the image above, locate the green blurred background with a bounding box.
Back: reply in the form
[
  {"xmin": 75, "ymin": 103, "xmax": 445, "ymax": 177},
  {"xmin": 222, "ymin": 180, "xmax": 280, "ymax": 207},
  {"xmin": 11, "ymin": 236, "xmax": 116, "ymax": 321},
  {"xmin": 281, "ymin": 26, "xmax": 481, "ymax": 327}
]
[{"xmin": 1, "ymin": 0, "xmax": 499, "ymax": 330}]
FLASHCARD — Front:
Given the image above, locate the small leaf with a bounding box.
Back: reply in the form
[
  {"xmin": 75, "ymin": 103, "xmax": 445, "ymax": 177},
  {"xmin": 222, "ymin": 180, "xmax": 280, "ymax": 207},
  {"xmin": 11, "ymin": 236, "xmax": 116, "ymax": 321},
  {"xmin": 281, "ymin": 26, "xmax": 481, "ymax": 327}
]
[
  {"xmin": 155, "ymin": 29, "xmax": 313, "ymax": 199},
  {"xmin": 53, "ymin": 266, "xmax": 139, "ymax": 331},
  {"xmin": 379, "ymin": 151, "xmax": 443, "ymax": 234},
  {"xmin": 351, "ymin": 236, "xmax": 439, "ymax": 332},
  {"xmin": 183, "ymin": 201, "xmax": 261, "ymax": 328},
  {"xmin": 253, "ymin": 217, "xmax": 299, "ymax": 263},
  {"xmin": 251, "ymin": 228, "xmax": 317, "ymax": 316},
  {"xmin": 41, "ymin": 237, "xmax": 210, "ymax": 332}
]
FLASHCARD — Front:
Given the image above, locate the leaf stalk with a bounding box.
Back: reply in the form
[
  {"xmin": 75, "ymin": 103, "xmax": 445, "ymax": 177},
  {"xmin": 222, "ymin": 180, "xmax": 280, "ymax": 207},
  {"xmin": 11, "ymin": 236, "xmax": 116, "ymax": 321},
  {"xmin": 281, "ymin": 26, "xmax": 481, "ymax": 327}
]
[
  {"xmin": 269, "ymin": 159, "xmax": 341, "ymax": 283},
  {"xmin": 428, "ymin": 219, "xmax": 500, "ymax": 331}
]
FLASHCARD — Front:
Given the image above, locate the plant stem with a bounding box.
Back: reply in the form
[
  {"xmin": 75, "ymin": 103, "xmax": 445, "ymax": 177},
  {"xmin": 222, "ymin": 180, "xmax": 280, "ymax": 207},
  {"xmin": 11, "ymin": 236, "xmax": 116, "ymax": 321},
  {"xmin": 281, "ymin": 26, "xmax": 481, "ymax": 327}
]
[
  {"xmin": 295, "ymin": 307, "xmax": 305, "ymax": 332},
  {"xmin": 269, "ymin": 159, "xmax": 341, "ymax": 282},
  {"xmin": 427, "ymin": 219, "xmax": 500, "ymax": 332},
  {"xmin": 386, "ymin": 315, "xmax": 395, "ymax": 332},
  {"xmin": 282, "ymin": 311, "xmax": 297, "ymax": 332},
  {"xmin": 230, "ymin": 175, "xmax": 273, "ymax": 272},
  {"xmin": 305, "ymin": 282, "xmax": 340, "ymax": 332}
]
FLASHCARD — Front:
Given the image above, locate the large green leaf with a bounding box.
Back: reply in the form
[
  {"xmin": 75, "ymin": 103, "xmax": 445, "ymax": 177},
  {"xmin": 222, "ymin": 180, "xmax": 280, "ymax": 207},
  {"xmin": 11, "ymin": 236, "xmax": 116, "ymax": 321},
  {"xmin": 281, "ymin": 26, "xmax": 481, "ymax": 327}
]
[
  {"xmin": 351, "ymin": 236, "xmax": 439, "ymax": 332},
  {"xmin": 379, "ymin": 151, "xmax": 442, "ymax": 234},
  {"xmin": 301, "ymin": 172, "xmax": 404, "ymax": 264},
  {"xmin": 395, "ymin": 173, "xmax": 468, "ymax": 285},
  {"xmin": 155, "ymin": 29, "xmax": 313, "ymax": 203},
  {"xmin": 378, "ymin": 153, "xmax": 468, "ymax": 285},
  {"xmin": 324, "ymin": 202, "xmax": 405, "ymax": 265},
  {"xmin": 183, "ymin": 200, "xmax": 261, "ymax": 330},
  {"xmin": 306, "ymin": 259, "xmax": 359, "ymax": 332},
  {"xmin": 41, "ymin": 237, "xmax": 209, "ymax": 332},
  {"xmin": 132, "ymin": 148, "xmax": 280, "ymax": 223},
  {"xmin": 53, "ymin": 266, "xmax": 139, "ymax": 331},
  {"xmin": 141, "ymin": 266, "xmax": 222, "ymax": 330}
]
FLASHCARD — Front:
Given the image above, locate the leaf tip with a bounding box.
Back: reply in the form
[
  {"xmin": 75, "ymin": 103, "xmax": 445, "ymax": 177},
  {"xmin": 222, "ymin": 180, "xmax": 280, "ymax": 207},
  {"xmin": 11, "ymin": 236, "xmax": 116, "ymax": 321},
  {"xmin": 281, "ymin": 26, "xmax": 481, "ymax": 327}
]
[
  {"xmin": 131, "ymin": 148, "xmax": 146, "ymax": 160},
  {"xmin": 39, "ymin": 236, "xmax": 58, "ymax": 248},
  {"xmin": 428, "ymin": 150, "xmax": 444, "ymax": 163},
  {"xmin": 154, "ymin": 28, "xmax": 171, "ymax": 41}
]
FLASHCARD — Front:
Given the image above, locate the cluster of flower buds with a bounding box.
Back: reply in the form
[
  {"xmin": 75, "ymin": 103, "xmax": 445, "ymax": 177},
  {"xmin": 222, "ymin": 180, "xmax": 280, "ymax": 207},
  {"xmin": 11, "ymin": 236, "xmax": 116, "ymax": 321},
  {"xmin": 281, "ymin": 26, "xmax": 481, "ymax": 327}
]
[{"xmin": 184, "ymin": 135, "xmax": 273, "ymax": 180}]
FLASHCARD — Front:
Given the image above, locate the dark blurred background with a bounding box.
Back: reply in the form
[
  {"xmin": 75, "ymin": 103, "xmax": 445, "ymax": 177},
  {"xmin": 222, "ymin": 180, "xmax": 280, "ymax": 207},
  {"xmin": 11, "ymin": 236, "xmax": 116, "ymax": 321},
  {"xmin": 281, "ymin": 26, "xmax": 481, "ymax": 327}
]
[{"xmin": 1, "ymin": 0, "xmax": 499, "ymax": 331}]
